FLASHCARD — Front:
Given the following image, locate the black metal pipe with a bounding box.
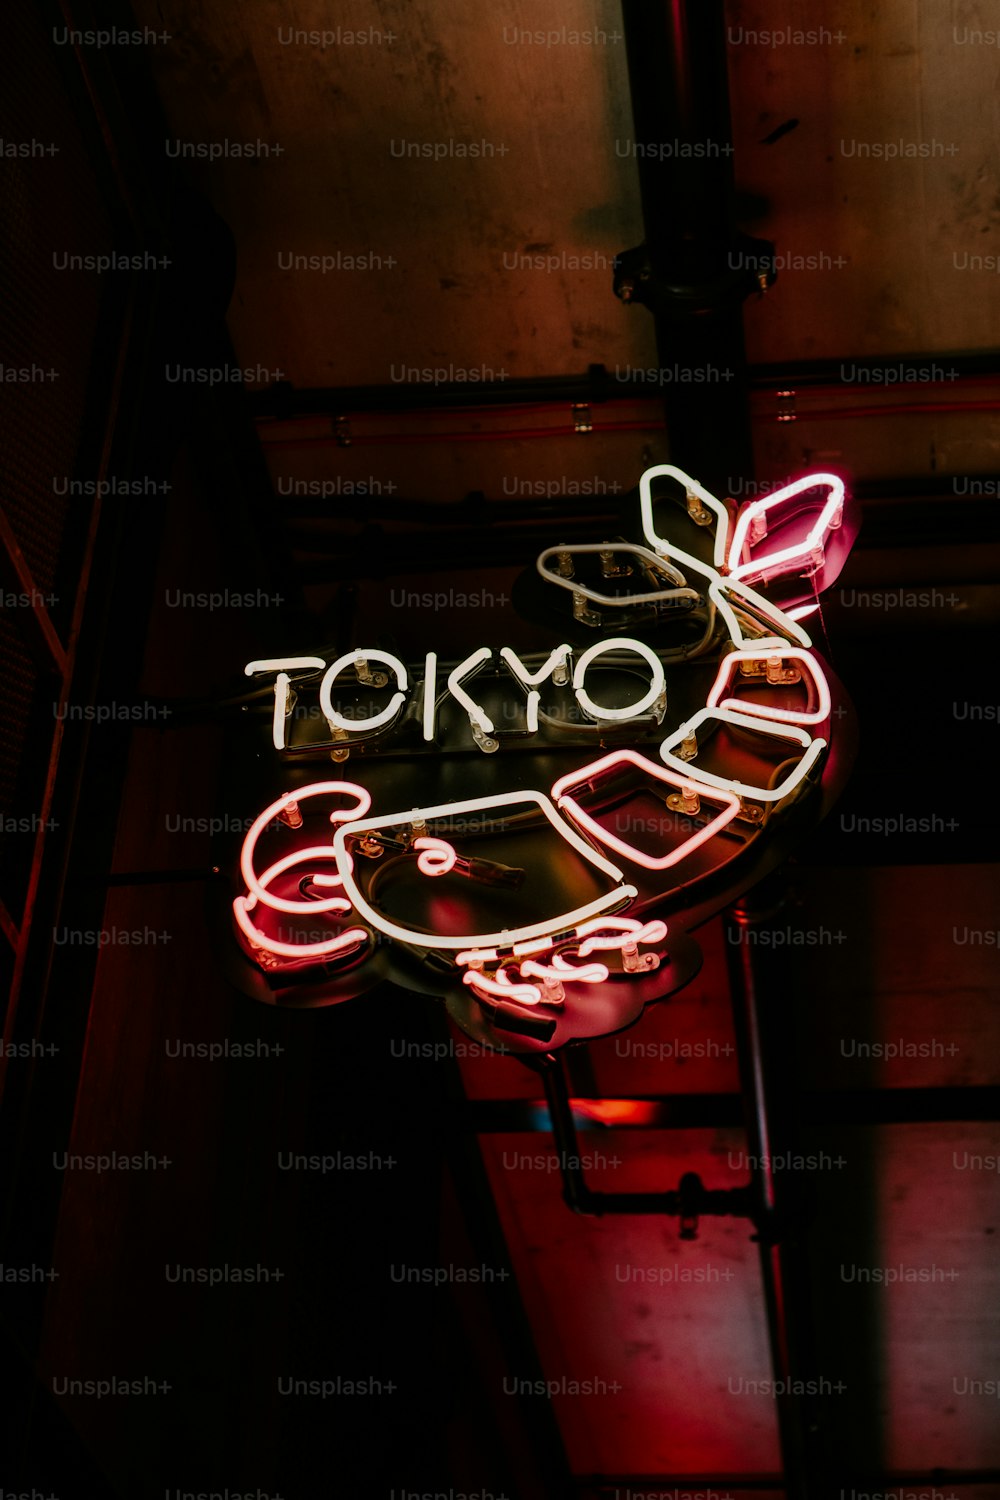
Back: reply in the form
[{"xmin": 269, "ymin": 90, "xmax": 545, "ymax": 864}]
[
  {"xmin": 616, "ymin": 0, "xmax": 754, "ymax": 490},
  {"xmin": 536, "ymin": 1055, "xmax": 753, "ymax": 1225},
  {"xmin": 725, "ymin": 883, "xmax": 830, "ymax": 1499},
  {"xmin": 246, "ymin": 352, "xmax": 1000, "ymax": 421},
  {"xmin": 277, "ymin": 490, "xmax": 999, "ymax": 566},
  {"xmin": 538, "ymin": 1055, "xmax": 594, "ymax": 1214},
  {"xmin": 251, "ymin": 367, "xmax": 620, "ymax": 419},
  {"xmin": 749, "ymin": 351, "xmax": 1000, "ymax": 387},
  {"xmin": 285, "ymin": 520, "xmax": 625, "ymax": 580},
  {"xmin": 275, "ymin": 495, "xmax": 623, "ymax": 524},
  {"xmin": 619, "ymin": 0, "xmax": 735, "ymax": 249}
]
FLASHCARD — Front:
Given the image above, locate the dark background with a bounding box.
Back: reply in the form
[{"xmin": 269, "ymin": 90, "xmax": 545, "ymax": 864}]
[{"xmin": 1, "ymin": 0, "xmax": 999, "ymax": 1496}]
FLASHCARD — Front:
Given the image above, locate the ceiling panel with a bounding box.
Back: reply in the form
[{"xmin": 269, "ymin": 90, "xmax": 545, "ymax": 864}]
[
  {"xmin": 729, "ymin": 0, "xmax": 1000, "ymax": 360},
  {"xmin": 130, "ymin": 0, "xmax": 654, "ymax": 386}
]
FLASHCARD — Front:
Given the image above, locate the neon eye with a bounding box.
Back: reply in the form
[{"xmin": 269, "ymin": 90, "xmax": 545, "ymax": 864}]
[{"xmin": 412, "ymin": 837, "xmax": 458, "ymax": 877}]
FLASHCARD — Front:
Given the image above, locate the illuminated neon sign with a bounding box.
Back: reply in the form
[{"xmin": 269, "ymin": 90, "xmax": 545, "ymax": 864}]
[{"xmin": 228, "ymin": 466, "xmax": 855, "ymax": 1040}]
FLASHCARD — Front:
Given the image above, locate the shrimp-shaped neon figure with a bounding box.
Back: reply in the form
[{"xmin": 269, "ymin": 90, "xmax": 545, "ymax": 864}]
[{"xmin": 232, "ymin": 467, "xmax": 851, "ymax": 1010}]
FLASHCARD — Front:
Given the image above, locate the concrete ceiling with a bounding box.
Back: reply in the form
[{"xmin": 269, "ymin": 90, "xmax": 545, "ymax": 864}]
[{"xmin": 130, "ymin": 0, "xmax": 1000, "ymax": 505}]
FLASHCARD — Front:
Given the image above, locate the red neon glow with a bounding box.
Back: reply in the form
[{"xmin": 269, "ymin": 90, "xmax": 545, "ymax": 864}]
[
  {"xmin": 233, "ymin": 782, "xmax": 372, "ymax": 963},
  {"xmin": 727, "ymin": 473, "xmax": 844, "ymax": 586},
  {"xmin": 570, "ymin": 1099, "xmax": 661, "ymax": 1126}
]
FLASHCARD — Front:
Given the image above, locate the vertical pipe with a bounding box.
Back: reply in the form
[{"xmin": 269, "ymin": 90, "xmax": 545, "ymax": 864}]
[
  {"xmin": 537, "ymin": 1054, "xmax": 596, "ymax": 1214},
  {"xmin": 618, "ymin": 0, "xmax": 754, "ymax": 492},
  {"xmin": 726, "ymin": 884, "xmax": 831, "ymax": 1499}
]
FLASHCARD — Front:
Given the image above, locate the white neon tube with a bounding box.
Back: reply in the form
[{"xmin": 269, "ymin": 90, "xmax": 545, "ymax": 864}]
[
  {"xmin": 572, "ymin": 637, "xmax": 666, "ymax": 723},
  {"xmin": 658, "ymin": 706, "xmax": 827, "ymax": 803},
  {"xmin": 461, "ymin": 951, "xmax": 611, "ymax": 1010},
  {"xmin": 634, "ymin": 463, "xmax": 824, "ymax": 653},
  {"xmin": 319, "ymin": 650, "xmax": 408, "ymax": 734},
  {"xmin": 708, "ymin": 575, "xmax": 813, "ymax": 649},
  {"xmin": 332, "ymin": 789, "xmax": 636, "ymax": 952},
  {"xmin": 462, "ymin": 967, "xmax": 546, "ymax": 1006},
  {"xmin": 638, "ymin": 464, "xmax": 731, "ymax": 568},
  {"xmin": 422, "ymin": 651, "xmax": 438, "ymax": 741},
  {"xmin": 447, "ymin": 647, "xmax": 495, "ymax": 734},
  {"xmin": 630, "ymin": 515, "xmax": 804, "ymax": 654},
  {"xmin": 706, "ymin": 648, "xmax": 832, "ymax": 726},
  {"xmin": 244, "ymin": 657, "xmax": 328, "ymax": 751},
  {"xmin": 245, "ymin": 656, "xmax": 327, "ymax": 675},
  {"xmin": 272, "ymin": 673, "xmax": 292, "ymax": 751},
  {"xmin": 535, "ymin": 543, "xmax": 698, "ymax": 608},
  {"xmin": 551, "ymin": 748, "xmax": 741, "ymax": 870},
  {"xmin": 520, "ymin": 955, "xmax": 608, "ymax": 984},
  {"xmin": 512, "ymin": 935, "xmax": 554, "ymax": 957},
  {"xmin": 499, "ymin": 645, "xmax": 571, "ymax": 734}
]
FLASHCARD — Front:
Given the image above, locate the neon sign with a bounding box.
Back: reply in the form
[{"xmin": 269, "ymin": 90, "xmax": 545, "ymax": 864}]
[{"xmin": 227, "ymin": 466, "xmax": 855, "ymax": 1043}]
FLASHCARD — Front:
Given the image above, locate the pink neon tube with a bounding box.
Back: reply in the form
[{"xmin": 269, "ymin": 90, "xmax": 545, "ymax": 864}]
[
  {"xmin": 706, "ymin": 648, "xmax": 832, "ymax": 727},
  {"xmin": 239, "ymin": 782, "xmax": 371, "ymax": 915},
  {"xmin": 551, "ymin": 749, "xmax": 741, "ymax": 871},
  {"xmin": 413, "ymin": 836, "xmax": 458, "ymax": 876}
]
